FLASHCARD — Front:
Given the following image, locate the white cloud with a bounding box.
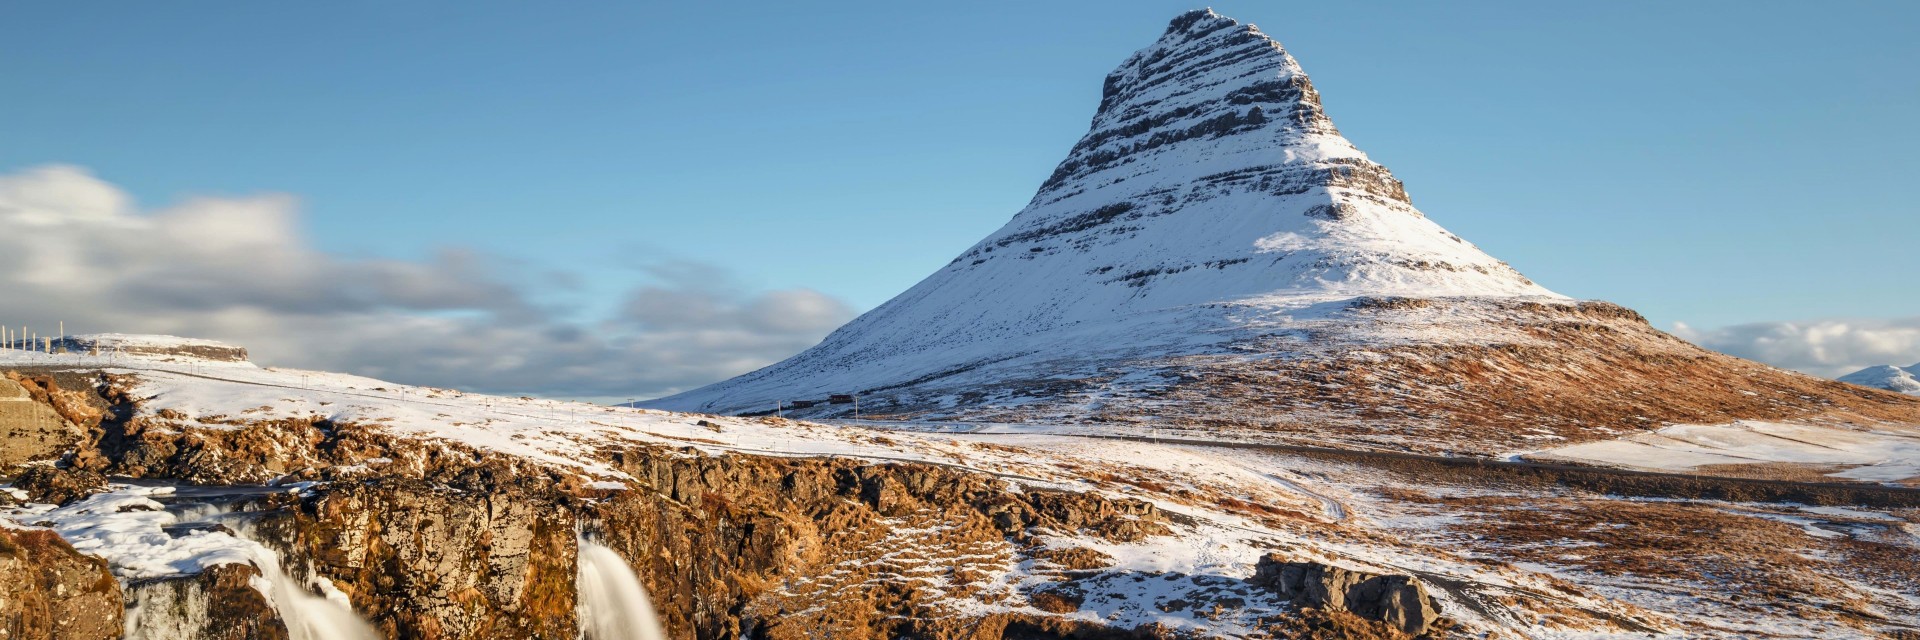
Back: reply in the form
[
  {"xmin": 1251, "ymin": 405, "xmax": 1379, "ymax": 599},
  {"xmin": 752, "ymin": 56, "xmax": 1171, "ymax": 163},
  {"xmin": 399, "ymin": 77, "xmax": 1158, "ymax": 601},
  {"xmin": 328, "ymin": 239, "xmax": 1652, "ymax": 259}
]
[
  {"xmin": 0, "ymin": 164, "xmax": 856, "ymax": 400},
  {"xmin": 1674, "ymin": 317, "xmax": 1920, "ymax": 379}
]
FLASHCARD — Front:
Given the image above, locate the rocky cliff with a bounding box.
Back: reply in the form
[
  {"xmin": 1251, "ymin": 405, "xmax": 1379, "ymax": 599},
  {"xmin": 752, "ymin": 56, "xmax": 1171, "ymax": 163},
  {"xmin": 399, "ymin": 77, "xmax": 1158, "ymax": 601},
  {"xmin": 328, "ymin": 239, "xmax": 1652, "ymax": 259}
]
[
  {"xmin": 0, "ymin": 525, "xmax": 124, "ymax": 640},
  {"xmin": 6, "ymin": 343, "xmax": 1919, "ymax": 638},
  {"xmin": 3, "ymin": 9, "xmax": 1918, "ymax": 640}
]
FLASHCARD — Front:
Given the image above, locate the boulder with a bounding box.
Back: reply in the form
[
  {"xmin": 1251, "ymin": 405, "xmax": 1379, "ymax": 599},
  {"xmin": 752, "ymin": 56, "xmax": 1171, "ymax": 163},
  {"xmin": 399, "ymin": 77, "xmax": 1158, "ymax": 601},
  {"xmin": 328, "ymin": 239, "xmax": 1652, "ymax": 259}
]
[
  {"xmin": 0, "ymin": 526, "xmax": 124, "ymax": 640},
  {"xmin": 13, "ymin": 466, "xmax": 109, "ymax": 506},
  {"xmin": 1251, "ymin": 554, "xmax": 1441, "ymax": 635}
]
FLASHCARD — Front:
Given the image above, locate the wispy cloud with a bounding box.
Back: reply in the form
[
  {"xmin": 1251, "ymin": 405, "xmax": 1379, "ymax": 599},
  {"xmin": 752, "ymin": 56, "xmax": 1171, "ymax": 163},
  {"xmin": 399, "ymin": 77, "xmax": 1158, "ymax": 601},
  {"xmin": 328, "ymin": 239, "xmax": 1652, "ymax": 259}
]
[
  {"xmin": 1674, "ymin": 317, "xmax": 1920, "ymax": 379},
  {"xmin": 0, "ymin": 164, "xmax": 855, "ymax": 400}
]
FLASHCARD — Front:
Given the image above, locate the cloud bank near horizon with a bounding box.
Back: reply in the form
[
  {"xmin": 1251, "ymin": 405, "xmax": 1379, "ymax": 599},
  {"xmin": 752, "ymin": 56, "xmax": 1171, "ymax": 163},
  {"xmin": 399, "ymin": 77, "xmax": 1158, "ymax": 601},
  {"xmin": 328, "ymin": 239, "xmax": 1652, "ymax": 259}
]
[
  {"xmin": 1674, "ymin": 317, "xmax": 1920, "ymax": 379},
  {"xmin": 0, "ymin": 164, "xmax": 855, "ymax": 400},
  {"xmin": 4, "ymin": 164, "xmax": 1914, "ymax": 399}
]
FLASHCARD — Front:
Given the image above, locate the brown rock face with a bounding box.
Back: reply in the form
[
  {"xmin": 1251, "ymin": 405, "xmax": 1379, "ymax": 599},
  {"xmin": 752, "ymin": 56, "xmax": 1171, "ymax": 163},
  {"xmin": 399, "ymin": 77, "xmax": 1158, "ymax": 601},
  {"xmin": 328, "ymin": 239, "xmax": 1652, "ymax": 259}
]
[
  {"xmin": 143, "ymin": 440, "xmax": 1173, "ymax": 640},
  {"xmin": 589, "ymin": 448, "xmax": 1169, "ymax": 640},
  {"xmin": 124, "ymin": 564, "xmax": 288, "ymax": 640},
  {"xmin": 11, "ymin": 466, "xmax": 109, "ymax": 506},
  {"xmin": 0, "ymin": 375, "xmax": 86, "ymax": 472},
  {"xmin": 0, "ymin": 526, "xmax": 123, "ymax": 640},
  {"xmin": 1251, "ymin": 555, "xmax": 1441, "ymax": 635},
  {"xmin": 249, "ymin": 475, "xmax": 581, "ymax": 640}
]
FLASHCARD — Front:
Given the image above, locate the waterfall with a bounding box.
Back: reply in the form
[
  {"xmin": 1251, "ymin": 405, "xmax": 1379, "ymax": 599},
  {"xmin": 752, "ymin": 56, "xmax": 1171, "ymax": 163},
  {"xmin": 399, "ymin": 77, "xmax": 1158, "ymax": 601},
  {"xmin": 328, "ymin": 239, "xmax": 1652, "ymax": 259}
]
[
  {"xmin": 111, "ymin": 488, "xmax": 380, "ymax": 640},
  {"xmin": 250, "ymin": 543, "xmax": 382, "ymax": 640},
  {"xmin": 576, "ymin": 538, "xmax": 667, "ymax": 640}
]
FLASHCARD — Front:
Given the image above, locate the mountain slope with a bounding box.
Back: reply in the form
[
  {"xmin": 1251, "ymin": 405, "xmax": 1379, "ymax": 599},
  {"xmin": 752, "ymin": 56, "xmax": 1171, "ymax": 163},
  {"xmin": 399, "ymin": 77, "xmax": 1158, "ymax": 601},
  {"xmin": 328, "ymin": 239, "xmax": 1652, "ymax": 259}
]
[
  {"xmin": 648, "ymin": 10, "xmax": 1920, "ymax": 456},
  {"xmin": 1840, "ymin": 364, "xmax": 1920, "ymax": 395}
]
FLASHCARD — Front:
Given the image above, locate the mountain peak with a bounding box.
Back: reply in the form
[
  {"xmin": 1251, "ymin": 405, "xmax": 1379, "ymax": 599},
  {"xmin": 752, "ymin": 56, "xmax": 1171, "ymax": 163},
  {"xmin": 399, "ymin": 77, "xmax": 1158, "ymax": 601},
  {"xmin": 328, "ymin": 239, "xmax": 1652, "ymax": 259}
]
[
  {"xmin": 1049, "ymin": 7, "xmax": 1343, "ymax": 199},
  {"xmin": 1840, "ymin": 364, "xmax": 1920, "ymax": 395},
  {"xmin": 649, "ymin": 9, "xmax": 1572, "ymax": 420},
  {"xmin": 1163, "ymin": 8, "xmax": 1225, "ymax": 34}
]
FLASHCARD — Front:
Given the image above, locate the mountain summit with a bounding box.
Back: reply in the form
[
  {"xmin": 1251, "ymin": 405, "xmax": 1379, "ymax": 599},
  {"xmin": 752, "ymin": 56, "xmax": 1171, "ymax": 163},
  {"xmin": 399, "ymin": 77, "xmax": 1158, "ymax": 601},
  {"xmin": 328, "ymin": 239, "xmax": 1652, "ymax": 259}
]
[
  {"xmin": 650, "ymin": 10, "xmax": 1919, "ymax": 454},
  {"xmin": 1010, "ymin": 9, "xmax": 1548, "ymax": 300},
  {"xmin": 1840, "ymin": 364, "xmax": 1920, "ymax": 395}
]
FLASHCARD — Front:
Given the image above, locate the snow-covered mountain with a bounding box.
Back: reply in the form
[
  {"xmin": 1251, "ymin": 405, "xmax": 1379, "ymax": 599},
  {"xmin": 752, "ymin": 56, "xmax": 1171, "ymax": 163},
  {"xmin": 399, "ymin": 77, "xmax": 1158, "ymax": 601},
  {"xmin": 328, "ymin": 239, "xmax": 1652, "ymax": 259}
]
[
  {"xmin": 649, "ymin": 10, "xmax": 1920, "ymax": 454},
  {"xmin": 651, "ymin": 11, "xmax": 1545, "ymax": 406},
  {"xmin": 1840, "ymin": 364, "xmax": 1920, "ymax": 395}
]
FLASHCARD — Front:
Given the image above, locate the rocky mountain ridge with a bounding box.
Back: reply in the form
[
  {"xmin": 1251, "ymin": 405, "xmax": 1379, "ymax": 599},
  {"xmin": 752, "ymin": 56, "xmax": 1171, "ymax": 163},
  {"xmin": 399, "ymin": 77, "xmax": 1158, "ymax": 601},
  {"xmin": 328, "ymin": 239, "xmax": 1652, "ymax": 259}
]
[
  {"xmin": 648, "ymin": 10, "xmax": 1920, "ymax": 460},
  {"xmin": 3, "ymin": 9, "xmax": 1918, "ymax": 640}
]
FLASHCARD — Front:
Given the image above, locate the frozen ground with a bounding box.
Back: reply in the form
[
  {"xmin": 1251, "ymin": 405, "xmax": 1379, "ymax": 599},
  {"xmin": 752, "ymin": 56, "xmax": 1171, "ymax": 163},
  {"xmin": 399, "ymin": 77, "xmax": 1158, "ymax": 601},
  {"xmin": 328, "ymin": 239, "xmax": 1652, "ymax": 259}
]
[
  {"xmin": 1528, "ymin": 420, "xmax": 1920, "ymax": 484},
  {"xmin": 7, "ymin": 343, "xmax": 1917, "ymax": 637}
]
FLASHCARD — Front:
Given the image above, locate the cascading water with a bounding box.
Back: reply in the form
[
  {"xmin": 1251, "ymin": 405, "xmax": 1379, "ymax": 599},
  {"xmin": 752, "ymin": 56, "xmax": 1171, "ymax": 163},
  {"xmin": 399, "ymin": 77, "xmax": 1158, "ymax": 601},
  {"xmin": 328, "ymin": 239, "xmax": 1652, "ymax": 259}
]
[
  {"xmin": 244, "ymin": 536, "xmax": 382, "ymax": 640},
  {"xmin": 576, "ymin": 538, "xmax": 667, "ymax": 640},
  {"xmin": 22, "ymin": 482, "xmax": 385, "ymax": 640}
]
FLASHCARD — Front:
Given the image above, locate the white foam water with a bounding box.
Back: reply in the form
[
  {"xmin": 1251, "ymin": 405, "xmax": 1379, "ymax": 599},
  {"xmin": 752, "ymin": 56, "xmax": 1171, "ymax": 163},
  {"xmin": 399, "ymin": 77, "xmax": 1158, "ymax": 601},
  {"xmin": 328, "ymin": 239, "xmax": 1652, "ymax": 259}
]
[
  {"xmin": 66, "ymin": 486, "xmax": 383, "ymax": 640},
  {"xmin": 576, "ymin": 538, "xmax": 666, "ymax": 640},
  {"xmin": 249, "ymin": 543, "xmax": 381, "ymax": 640}
]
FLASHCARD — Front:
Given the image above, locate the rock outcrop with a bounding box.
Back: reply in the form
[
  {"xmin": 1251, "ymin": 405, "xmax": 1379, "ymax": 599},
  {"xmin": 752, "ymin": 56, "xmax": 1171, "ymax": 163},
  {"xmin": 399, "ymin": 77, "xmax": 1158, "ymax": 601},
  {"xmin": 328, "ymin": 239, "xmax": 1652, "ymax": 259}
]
[
  {"xmin": 123, "ymin": 564, "xmax": 287, "ymax": 640},
  {"xmin": 0, "ymin": 526, "xmax": 123, "ymax": 640},
  {"xmin": 249, "ymin": 476, "xmax": 581, "ymax": 640},
  {"xmin": 11, "ymin": 466, "xmax": 109, "ymax": 506},
  {"xmin": 54, "ymin": 334, "xmax": 249, "ymax": 363},
  {"xmin": 0, "ymin": 375, "xmax": 85, "ymax": 472},
  {"xmin": 3, "ymin": 364, "xmax": 1182, "ymax": 640},
  {"xmin": 217, "ymin": 446, "xmax": 1173, "ymax": 640},
  {"xmin": 1251, "ymin": 555, "xmax": 1441, "ymax": 635}
]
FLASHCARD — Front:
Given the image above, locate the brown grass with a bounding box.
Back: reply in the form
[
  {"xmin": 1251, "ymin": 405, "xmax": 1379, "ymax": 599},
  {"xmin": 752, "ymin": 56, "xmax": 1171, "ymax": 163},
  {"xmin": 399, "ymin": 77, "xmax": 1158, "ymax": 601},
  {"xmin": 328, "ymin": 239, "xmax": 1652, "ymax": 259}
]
[
  {"xmin": 1415, "ymin": 494, "xmax": 1874, "ymax": 619},
  {"xmin": 1692, "ymin": 462, "xmax": 1858, "ymax": 483},
  {"xmin": 1138, "ymin": 300, "xmax": 1920, "ymax": 457}
]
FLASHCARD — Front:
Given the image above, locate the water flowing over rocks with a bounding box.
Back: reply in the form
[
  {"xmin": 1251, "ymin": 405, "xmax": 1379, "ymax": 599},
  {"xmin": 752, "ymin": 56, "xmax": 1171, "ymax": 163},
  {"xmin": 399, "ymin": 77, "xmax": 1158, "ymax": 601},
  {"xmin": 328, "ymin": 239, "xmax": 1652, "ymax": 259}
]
[
  {"xmin": 4, "ymin": 8, "xmax": 1920, "ymax": 640},
  {"xmin": 576, "ymin": 538, "xmax": 666, "ymax": 640},
  {"xmin": 123, "ymin": 564, "xmax": 286, "ymax": 640},
  {"xmin": 0, "ymin": 366, "xmax": 1202, "ymax": 639}
]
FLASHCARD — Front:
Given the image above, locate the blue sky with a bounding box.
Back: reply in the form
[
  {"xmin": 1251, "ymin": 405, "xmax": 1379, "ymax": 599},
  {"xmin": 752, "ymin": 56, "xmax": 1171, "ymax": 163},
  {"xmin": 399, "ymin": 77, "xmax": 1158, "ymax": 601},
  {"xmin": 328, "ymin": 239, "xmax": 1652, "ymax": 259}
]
[{"xmin": 2, "ymin": 2, "xmax": 1917, "ymax": 396}]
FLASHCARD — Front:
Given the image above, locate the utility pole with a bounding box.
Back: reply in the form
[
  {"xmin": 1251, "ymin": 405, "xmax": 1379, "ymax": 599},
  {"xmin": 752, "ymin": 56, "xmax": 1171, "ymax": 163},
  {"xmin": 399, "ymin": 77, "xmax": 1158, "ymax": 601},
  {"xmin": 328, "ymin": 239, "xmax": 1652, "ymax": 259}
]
[
  {"xmin": 853, "ymin": 395, "xmax": 859, "ymax": 421},
  {"xmin": 775, "ymin": 401, "xmax": 783, "ymax": 419}
]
